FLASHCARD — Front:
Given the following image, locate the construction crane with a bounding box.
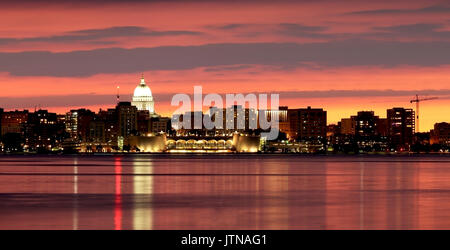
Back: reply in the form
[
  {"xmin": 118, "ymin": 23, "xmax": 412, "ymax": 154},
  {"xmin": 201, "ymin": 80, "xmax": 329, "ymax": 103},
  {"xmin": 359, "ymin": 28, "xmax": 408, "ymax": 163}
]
[{"xmin": 410, "ymin": 94, "xmax": 438, "ymax": 133}]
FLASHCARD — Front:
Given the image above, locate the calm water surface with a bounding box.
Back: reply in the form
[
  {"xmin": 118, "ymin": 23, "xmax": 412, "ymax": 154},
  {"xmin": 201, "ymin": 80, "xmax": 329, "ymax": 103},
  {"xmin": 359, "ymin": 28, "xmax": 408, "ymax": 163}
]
[{"xmin": 0, "ymin": 154, "xmax": 449, "ymax": 229}]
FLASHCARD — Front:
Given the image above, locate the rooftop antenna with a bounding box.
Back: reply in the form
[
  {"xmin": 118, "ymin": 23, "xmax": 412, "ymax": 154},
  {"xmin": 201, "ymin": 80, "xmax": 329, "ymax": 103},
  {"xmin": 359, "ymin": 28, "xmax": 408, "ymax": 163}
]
[{"xmin": 116, "ymin": 85, "xmax": 120, "ymax": 103}]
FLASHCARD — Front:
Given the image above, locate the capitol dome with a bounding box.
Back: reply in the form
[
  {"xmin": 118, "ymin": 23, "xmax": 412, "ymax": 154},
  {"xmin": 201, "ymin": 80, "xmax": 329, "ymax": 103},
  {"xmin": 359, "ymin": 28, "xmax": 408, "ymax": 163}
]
[
  {"xmin": 132, "ymin": 75, "xmax": 155, "ymax": 114},
  {"xmin": 133, "ymin": 76, "xmax": 152, "ymax": 97}
]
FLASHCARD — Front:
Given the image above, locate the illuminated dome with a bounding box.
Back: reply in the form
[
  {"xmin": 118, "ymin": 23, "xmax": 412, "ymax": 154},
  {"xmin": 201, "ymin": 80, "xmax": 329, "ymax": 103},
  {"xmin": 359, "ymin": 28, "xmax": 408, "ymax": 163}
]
[
  {"xmin": 133, "ymin": 76, "xmax": 152, "ymax": 97},
  {"xmin": 132, "ymin": 75, "xmax": 155, "ymax": 114}
]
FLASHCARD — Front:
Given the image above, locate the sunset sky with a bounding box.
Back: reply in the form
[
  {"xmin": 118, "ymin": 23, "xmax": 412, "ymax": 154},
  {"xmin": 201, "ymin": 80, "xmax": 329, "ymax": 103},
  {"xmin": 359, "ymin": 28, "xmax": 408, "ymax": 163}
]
[{"xmin": 1, "ymin": 0, "xmax": 450, "ymax": 131}]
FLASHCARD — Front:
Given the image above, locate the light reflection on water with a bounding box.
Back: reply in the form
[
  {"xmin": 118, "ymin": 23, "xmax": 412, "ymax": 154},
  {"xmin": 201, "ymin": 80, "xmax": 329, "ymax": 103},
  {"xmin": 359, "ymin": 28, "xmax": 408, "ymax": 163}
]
[
  {"xmin": 0, "ymin": 155, "xmax": 449, "ymax": 229},
  {"xmin": 132, "ymin": 158, "xmax": 153, "ymax": 230}
]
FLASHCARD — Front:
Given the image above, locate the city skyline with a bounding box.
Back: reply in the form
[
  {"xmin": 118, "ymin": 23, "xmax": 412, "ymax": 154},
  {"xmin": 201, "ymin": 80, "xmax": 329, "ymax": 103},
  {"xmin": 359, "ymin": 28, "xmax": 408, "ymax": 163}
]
[
  {"xmin": 1, "ymin": 0, "xmax": 450, "ymax": 131},
  {"xmin": 0, "ymin": 77, "xmax": 447, "ymax": 133},
  {"xmin": 2, "ymin": 1, "xmax": 450, "ymax": 234},
  {"xmin": 2, "ymin": 76, "xmax": 448, "ymax": 154}
]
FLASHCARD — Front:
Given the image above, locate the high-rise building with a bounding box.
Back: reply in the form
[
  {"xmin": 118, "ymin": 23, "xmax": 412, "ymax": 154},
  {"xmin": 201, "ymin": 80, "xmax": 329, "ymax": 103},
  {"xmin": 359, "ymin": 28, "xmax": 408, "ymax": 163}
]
[
  {"xmin": 387, "ymin": 107, "xmax": 415, "ymax": 150},
  {"xmin": 65, "ymin": 109, "xmax": 95, "ymax": 141},
  {"xmin": 354, "ymin": 111, "xmax": 377, "ymax": 137},
  {"xmin": 97, "ymin": 108, "xmax": 119, "ymax": 144},
  {"xmin": 227, "ymin": 105, "xmax": 257, "ymax": 132},
  {"xmin": 88, "ymin": 120, "xmax": 106, "ymax": 143},
  {"xmin": 116, "ymin": 102, "xmax": 137, "ymax": 138},
  {"xmin": 260, "ymin": 106, "xmax": 289, "ymax": 134},
  {"xmin": 350, "ymin": 111, "xmax": 388, "ymax": 151},
  {"xmin": 208, "ymin": 105, "xmax": 258, "ymax": 134},
  {"xmin": 285, "ymin": 107, "xmax": 327, "ymax": 152},
  {"xmin": 288, "ymin": 107, "xmax": 326, "ymax": 140},
  {"xmin": 131, "ymin": 75, "xmax": 155, "ymax": 115},
  {"xmin": 299, "ymin": 107, "xmax": 327, "ymax": 139},
  {"xmin": 24, "ymin": 110, "xmax": 65, "ymax": 151}
]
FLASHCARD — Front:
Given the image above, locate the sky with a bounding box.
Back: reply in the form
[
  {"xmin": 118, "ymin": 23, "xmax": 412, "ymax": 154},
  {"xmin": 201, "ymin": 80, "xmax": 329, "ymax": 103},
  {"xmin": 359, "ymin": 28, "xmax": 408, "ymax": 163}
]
[{"xmin": 0, "ymin": 0, "xmax": 449, "ymax": 131}]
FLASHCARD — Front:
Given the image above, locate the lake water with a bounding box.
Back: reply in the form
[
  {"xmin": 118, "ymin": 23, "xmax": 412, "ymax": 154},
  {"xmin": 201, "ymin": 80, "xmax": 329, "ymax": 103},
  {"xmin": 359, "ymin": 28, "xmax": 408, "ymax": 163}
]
[{"xmin": 0, "ymin": 154, "xmax": 449, "ymax": 229}]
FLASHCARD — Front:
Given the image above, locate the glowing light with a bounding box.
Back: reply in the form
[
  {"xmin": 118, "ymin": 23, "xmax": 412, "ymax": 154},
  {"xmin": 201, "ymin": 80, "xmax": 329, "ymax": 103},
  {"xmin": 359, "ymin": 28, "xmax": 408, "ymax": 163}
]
[{"xmin": 114, "ymin": 157, "xmax": 122, "ymax": 230}]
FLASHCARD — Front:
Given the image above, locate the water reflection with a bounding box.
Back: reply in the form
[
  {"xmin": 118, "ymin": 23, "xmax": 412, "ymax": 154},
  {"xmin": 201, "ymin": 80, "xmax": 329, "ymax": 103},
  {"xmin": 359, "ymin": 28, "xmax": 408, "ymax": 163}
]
[
  {"xmin": 0, "ymin": 155, "xmax": 450, "ymax": 229},
  {"xmin": 114, "ymin": 157, "xmax": 122, "ymax": 230},
  {"xmin": 359, "ymin": 162, "xmax": 364, "ymax": 230},
  {"xmin": 73, "ymin": 158, "xmax": 78, "ymax": 230},
  {"xmin": 132, "ymin": 158, "xmax": 153, "ymax": 230}
]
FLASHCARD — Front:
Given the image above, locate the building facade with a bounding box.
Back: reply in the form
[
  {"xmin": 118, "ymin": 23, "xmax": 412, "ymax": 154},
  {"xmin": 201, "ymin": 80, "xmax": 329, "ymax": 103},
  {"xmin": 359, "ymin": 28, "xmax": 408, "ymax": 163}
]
[
  {"xmin": 430, "ymin": 122, "xmax": 450, "ymax": 146},
  {"xmin": 117, "ymin": 102, "xmax": 138, "ymax": 138},
  {"xmin": 387, "ymin": 107, "xmax": 415, "ymax": 150},
  {"xmin": 1, "ymin": 110, "xmax": 29, "ymax": 136}
]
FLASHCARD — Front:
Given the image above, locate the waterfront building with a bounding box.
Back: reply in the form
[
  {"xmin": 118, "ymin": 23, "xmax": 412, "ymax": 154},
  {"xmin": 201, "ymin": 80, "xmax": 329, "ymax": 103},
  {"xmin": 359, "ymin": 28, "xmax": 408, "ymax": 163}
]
[
  {"xmin": 354, "ymin": 111, "xmax": 377, "ymax": 137},
  {"xmin": 285, "ymin": 107, "xmax": 326, "ymax": 152},
  {"xmin": 24, "ymin": 110, "xmax": 64, "ymax": 152},
  {"xmin": 298, "ymin": 107, "xmax": 327, "ymax": 140},
  {"xmin": 287, "ymin": 107, "xmax": 326, "ymax": 140},
  {"xmin": 260, "ymin": 106, "xmax": 289, "ymax": 134},
  {"xmin": 65, "ymin": 109, "xmax": 95, "ymax": 141},
  {"xmin": 150, "ymin": 116, "xmax": 171, "ymax": 134},
  {"xmin": 137, "ymin": 110, "xmax": 151, "ymax": 135},
  {"xmin": 79, "ymin": 109, "xmax": 120, "ymax": 153},
  {"xmin": 208, "ymin": 105, "xmax": 258, "ymax": 134},
  {"xmin": 97, "ymin": 108, "xmax": 119, "ymax": 145},
  {"xmin": 116, "ymin": 102, "xmax": 137, "ymax": 138},
  {"xmin": 387, "ymin": 107, "xmax": 415, "ymax": 150},
  {"xmin": 340, "ymin": 118, "xmax": 355, "ymax": 135},
  {"xmin": 1, "ymin": 110, "xmax": 29, "ymax": 136},
  {"xmin": 430, "ymin": 122, "xmax": 450, "ymax": 146},
  {"xmin": 353, "ymin": 111, "xmax": 388, "ymax": 151},
  {"xmin": 177, "ymin": 111, "xmax": 205, "ymax": 135},
  {"xmin": 88, "ymin": 120, "xmax": 106, "ymax": 143},
  {"xmin": 376, "ymin": 118, "xmax": 389, "ymax": 137}
]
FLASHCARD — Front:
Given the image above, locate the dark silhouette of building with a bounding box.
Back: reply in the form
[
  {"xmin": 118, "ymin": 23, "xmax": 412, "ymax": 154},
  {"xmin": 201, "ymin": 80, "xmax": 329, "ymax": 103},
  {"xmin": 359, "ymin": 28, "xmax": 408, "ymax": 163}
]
[
  {"xmin": 376, "ymin": 118, "xmax": 389, "ymax": 137},
  {"xmin": 150, "ymin": 116, "xmax": 171, "ymax": 134},
  {"xmin": 339, "ymin": 117, "xmax": 355, "ymax": 135},
  {"xmin": 65, "ymin": 109, "xmax": 95, "ymax": 142},
  {"xmin": 353, "ymin": 111, "xmax": 388, "ymax": 151},
  {"xmin": 137, "ymin": 110, "xmax": 151, "ymax": 135},
  {"xmin": 0, "ymin": 108, "xmax": 3, "ymax": 138},
  {"xmin": 354, "ymin": 111, "xmax": 377, "ymax": 137},
  {"xmin": 88, "ymin": 120, "xmax": 106, "ymax": 143},
  {"xmin": 285, "ymin": 107, "xmax": 326, "ymax": 152},
  {"xmin": 387, "ymin": 107, "xmax": 415, "ymax": 151},
  {"xmin": 1, "ymin": 110, "xmax": 29, "ymax": 136},
  {"xmin": 116, "ymin": 102, "xmax": 137, "ymax": 138},
  {"xmin": 97, "ymin": 108, "xmax": 119, "ymax": 145},
  {"xmin": 287, "ymin": 107, "xmax": 326, "ymax": 140},
  {"xmin": 24, "ymin": 110, "xmax": 65, "ymax": 152},
  {"xmin": 430, "ymin": 122, "xmax": 450, "ymax": 146}
]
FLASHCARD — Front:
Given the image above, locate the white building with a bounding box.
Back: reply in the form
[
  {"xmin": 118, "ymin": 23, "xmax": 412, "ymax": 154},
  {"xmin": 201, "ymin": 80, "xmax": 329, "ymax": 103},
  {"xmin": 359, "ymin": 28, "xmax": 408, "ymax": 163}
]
[{"xmin": 131, "ymin": 75, "xmax": 155, "ymax": 115}]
